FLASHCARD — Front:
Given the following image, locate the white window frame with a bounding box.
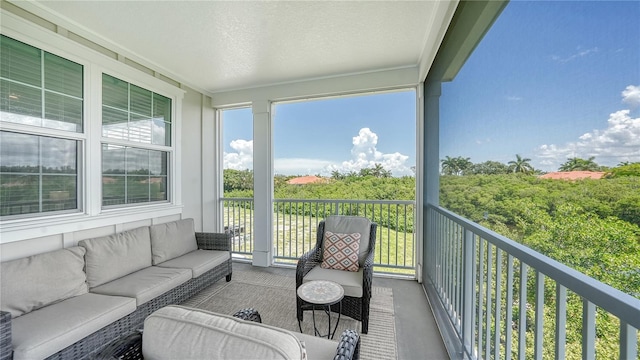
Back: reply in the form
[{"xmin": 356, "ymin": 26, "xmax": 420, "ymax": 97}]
[
  {"xmin": 99, "ymin": 73, "xmax": 173, "ymax": 209},
  {"xmin": 0, "ymin": 11, "xmax": 184, "ymax": 243}
]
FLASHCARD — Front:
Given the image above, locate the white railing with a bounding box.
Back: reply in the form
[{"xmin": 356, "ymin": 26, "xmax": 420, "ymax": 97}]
[
  {"xmin": 222, "ymin": 197, "xmax": 415, "ymax": 275},
  {"xmin": 426, "ymin": 204, "xmax": 640, "ymax": 360}
]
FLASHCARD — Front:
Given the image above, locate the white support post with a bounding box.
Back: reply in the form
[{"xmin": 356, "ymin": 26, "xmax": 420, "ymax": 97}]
[{"xmin": 251, "ymin": 100, "xmax": 273, "ymax": 267}]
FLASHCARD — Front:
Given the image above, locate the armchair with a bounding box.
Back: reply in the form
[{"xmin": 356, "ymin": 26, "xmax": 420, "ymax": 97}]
[{"xmin": 296, "ymin": 216, "xmax": 377, "ymax": 334}]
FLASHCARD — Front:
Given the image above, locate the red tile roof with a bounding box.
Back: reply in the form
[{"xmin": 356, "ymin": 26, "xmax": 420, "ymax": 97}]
[
  {"xmin": 539, "ymin": 171, "xmax": 605, "ymax": 180},
  {"xmin": 286, "ymin": 175, "xmax": 327, "ymax": 185}
]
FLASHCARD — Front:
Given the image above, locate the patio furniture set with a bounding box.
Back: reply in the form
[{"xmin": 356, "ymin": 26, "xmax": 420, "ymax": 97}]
[{"xmin": 0, "ymin": 216, "xmax": 375, "ymax": 359}]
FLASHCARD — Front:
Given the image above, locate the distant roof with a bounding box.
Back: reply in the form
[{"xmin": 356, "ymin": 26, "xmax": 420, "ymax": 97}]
[
  {"xmin": 539, "ymin": 171, "xmax": 605, "ymax": 180},
  {"xmin": 286, "ymin": 176, "xmax": 327, "ymax": 185}
]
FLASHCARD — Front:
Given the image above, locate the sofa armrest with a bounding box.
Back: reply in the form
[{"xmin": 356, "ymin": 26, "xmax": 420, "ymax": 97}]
[
  {"xmin": 195, "ymin": 232, "xmax": 232, "ymax": 252},
  {"xmin": 1, "ymin": 311, "xmax": 12, "ymax": 360},
  {"xmin": 334, "ymin": 329, "xmax": 360, "ymax": 360},
  {"xmin": 232, "ymin": 308, "xmax": 262, "ymax": 323}
]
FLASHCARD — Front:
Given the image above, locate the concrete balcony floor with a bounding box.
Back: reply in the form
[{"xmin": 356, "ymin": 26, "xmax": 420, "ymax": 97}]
[{"xmin": 233, "ymin": 261, "xmax": 449, "ymax": 359}]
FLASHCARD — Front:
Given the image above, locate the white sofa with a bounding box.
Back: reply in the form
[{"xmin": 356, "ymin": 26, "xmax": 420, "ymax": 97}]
[
  {"xmin": 127, "ymin": 305, "xmax": 360, "ymax": 360},
  {"xmin": 0, "ymin": 218, "xmax": 232, "ymax": 360}
]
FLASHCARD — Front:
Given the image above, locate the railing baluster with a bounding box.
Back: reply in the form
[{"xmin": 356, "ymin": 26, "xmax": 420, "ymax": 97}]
[
  {"xmin": 395, "ymin": 203, "xmax": 399, "ymax": 267},
  {"xmin": 505, "ymin": 254, "xmax": 514, "ymax": 360},
  {"xmin": 463, "ymin": 228, "xmax": 475, "ymax": 358},
  {"xmin": 619, "ymin": 321, "xmax": 637, "ymax": 360},
  {"xmin": 494, "ymin": 248, "xmax": 503, "ymax": 360},
  {"xmin": 555, "ymin": 284, "xmax": 567, "ymax": 360},
  {"xmin": 447, "ymin": 218, "xmax": 453, "ymax": 316},
  {"xmin": 478, "ymin": 237, "xmax": 485, "ymax": 360},
  {"xmin": 456, "ymin": 224, "xmax": 462, "ymax": 331},
  {"xmin": 404, "ymin": 204, "xmax": 407, "ymax": 268},
  {"xmin": 485, "ymin": 242, "xmax": 492, "ymax": 359},
  {"xmin": 518, "ymin": 262, "xmax": 528, "ymax": 360},
  {"xmin": 534, "ymin": 271, "xmax": 544, "ymax": 360},
  {"xmin": 288, "ymin": 201, "xmax": 292, "ymax": 258},
  {"xmin": 386, "ymin": 203, "xmax": 391, "ymax": 266},
  {"xmin": 582, "ymin": 300, "xmax": 596, "ymax": 360}
]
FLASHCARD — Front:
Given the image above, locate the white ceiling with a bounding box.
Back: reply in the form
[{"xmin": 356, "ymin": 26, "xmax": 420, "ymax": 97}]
[{"xmin": 20, "ymin": 1, "xmax": 457, "ymax": 94}]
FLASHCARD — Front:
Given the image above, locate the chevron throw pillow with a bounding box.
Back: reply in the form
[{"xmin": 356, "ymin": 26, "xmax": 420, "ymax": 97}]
[{"xmin": 320, "ymin": 231, "xmax": 361, "ymax": 272}]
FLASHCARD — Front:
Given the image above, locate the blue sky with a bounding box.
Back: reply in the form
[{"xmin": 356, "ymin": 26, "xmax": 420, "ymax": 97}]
[
  {"xmin": 223, "ymin": 91, "xmax": 417, "ymax": 176},
  {"xmin": 223, "ymin": 1, "xmax": 640, "ymax": 175},
  {"xmin": 441, "ymin": 0, "xmax": 640, "ymax": 171}
]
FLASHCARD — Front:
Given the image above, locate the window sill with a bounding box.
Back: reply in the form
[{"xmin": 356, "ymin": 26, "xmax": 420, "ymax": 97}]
[{"xmin": 0, "ymin": 204, "xmax": 183, "ymax": 244}]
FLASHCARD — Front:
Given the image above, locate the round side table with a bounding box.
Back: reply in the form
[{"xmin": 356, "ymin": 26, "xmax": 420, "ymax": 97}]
[{"xmin": 297, "ymin": 280, "xmax": 344, "ymax": 339}]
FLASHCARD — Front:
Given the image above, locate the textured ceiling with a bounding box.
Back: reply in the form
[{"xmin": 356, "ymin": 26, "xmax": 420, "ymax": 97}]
[{"xmin": 23, "ymin": 1, "xmax": 456, "ymax": 94}]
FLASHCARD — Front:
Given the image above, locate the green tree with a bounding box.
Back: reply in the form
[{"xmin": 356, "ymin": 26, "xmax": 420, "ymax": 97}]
[
  {"xmin": 604, "ymin": 162, "xmax": 640, "ymax": 178},
  {"xmin": 508, "ymin": 154, "xmax": 534, "ymax": 174},
  {"xmin": 441, "ymin": 156, "xmax": 472, "ymax": 176},
  {"xmin": 223, "ymin": 169, "xmax": 253, "ymax": 192},
  {"xmin": 470, "ymin": 160, "xmax": 509, "ymax": 175},
  {"xmin": 559, "ymin": 156, "xmax": 602, "ymax": 171}
]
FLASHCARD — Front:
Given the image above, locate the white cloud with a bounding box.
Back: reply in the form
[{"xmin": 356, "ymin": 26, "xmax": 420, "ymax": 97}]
[
  {"xmin": 274, "ymin": 158, "xmax": 335, "ymax": 176},
  {"xmin": 622, "ymin": 85, "xmax": 640, "ymax": 107},
  {"xmin": 537, "ymin": 109, "xmax": 640, "ymax": 170},
  {"xmin": 506, "ymin": 96, "xmax": 522, "ymax": 101},
  {"xmin": 223, "ymin": 129, "xmax": 412, "ymax": 176},
  {"xmin": 551, "ymin": 47, "xmax": 599, "ymax": 63},
  {"xmin": 223, "ymin": 139, "xmax": 253, "ymax": 170},
  {"xmin": 325, "ymin": 128, "xmax": 411, "ymax": 176}
]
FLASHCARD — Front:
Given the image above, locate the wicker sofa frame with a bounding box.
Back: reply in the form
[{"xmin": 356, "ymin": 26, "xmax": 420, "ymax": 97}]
[
  {"xmin": 296, "ymin": 220, "xmax": 377, "ymax": 334},
  {"xmin": 0, "ymin": 232, "xmax": 232, "ymax": 360}
]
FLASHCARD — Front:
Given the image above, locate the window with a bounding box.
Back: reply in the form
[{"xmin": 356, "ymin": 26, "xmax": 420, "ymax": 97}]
[
  {"xmin": 101, "ymin": 74, "xmax": 171, "ymax": 206},
  {"xmin": 102, "ymin": 145, "xmax": 168, "ymax": 206},
  {"xmin": 0, "ymin": 35, "xmax": 83, "ymax": 217}
]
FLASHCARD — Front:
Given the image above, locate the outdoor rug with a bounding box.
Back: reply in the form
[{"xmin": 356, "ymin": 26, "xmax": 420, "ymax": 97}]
[{"xmin": 182, "ymin": 268, "xmax": 398, "ymax": 360}]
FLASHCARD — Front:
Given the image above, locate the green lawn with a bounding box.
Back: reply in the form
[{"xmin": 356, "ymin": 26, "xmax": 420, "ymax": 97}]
[{"xmin": 224, "ymin": 206, "xmax": 415, "ymax": 276}]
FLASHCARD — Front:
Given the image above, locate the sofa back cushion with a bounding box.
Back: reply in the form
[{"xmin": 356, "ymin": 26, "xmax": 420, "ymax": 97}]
[
  {"xmin": 143, "ymin": 306, "xmax": 306, "ymax": 360},
  {"xmin": 324, "ymin": 215, "xmax": 372, "ymax": 267},
  {"xmin": 0, "ymin": 247, "xmax": 88, "ymax": 318},
  {"xmin": 149, "ymin": 219, "xmax": 198, "ymax": 265},
  {"xmin": 79, "ymin": 226, "xmax": 152, "ymax": 288}
]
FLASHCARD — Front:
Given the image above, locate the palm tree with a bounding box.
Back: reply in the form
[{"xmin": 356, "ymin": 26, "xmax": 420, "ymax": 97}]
[
  {"xmin": 559, "ymin": 157, "xmax": 600, "ymax": 171},
  {"xmin": 371, "ymin": 163, "xmax": 386, "ymax": 178},
  {"xmin": 441, "ymin": 156, "xmax": 457, "ymax": 175},
  {"xmin": 331, "ymin": 170, "xmax": 343, "ymax": 180},
  {"xmin": 508, "ymin": 154, "xmax": 533, "ymax": 174},
  {"xmin": 441, "ymin": 156, "xmax": 472, "ymax": 176}
]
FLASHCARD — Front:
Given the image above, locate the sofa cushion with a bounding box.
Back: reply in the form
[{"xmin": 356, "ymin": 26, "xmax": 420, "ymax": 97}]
[
  {"xmin": 149, "ymin": 218, "xmax": 198, "ymax": 265},
  {"xmin": 0, "ymin": 247, "xmax": 88, "ymax": 318},
  {"xmin": 142, "ymin": 306, "xmax": 306, "ymax": 360},
  {"xmin": 156, "ymin": 249, "xmax": 230, "ymax": 278},
  {"xmin": 79, "ymin": 226, "xmax": 152, "ymax": 288},
  {"xmin": 11, "ymin": 293, "xmax": 136, "ymax": 360},
  {"xmin": 90, "ymin": 266, "xmax": 191, "ymax": 306},
  {"xmin": 303, "ymin": 266, "xmax": 363, "ymax": 298},
  {"xmin": 324, "ymin": 216, "xmax": 371, "ymax": 267}
]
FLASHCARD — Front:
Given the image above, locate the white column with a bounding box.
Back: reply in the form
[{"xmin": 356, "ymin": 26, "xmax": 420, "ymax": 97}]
[
  {"xmin": 424, "ymin": 81, "xmax": 441, "ymax": 206},
  {"xmin": 423, "ymin": 81, "xmax": 441, "ymax": 285},
  {"xmin": 252, "ymin": 100, "xmax": 273, "ymax": 267}
]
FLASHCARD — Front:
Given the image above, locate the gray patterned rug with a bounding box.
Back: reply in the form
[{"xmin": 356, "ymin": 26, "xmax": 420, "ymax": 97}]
[{"xmin": 183, "ymin": 268, "xmax": 398, "ymax": 360}]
